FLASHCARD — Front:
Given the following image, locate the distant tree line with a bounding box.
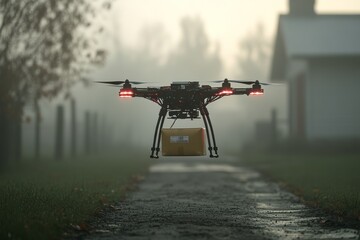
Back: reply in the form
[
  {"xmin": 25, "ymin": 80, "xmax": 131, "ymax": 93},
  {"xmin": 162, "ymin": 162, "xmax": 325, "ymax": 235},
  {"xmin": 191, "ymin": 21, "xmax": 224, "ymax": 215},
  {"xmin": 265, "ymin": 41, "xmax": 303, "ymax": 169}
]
[
  {"xmin": 99, "ymin": 17, "xmax": 270, "ymax": 85},
  {"xmin": 102, "ymin": 16, "xmax": 223, "ymax": 82}
]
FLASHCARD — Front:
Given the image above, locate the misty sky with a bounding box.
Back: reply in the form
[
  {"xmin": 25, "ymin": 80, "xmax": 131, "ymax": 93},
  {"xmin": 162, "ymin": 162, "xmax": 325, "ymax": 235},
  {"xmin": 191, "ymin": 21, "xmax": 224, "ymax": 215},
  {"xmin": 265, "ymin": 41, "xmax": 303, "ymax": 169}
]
[
  {"xmin": 22, "ymin": 0, "xmax": 360, "ymax": 157},
  {"xmin": 84, "ymin": 0, "xmax": 360, "ymax": 150},
  {"xmin": 109, "ymin": 0, "xmax": 360, "ymax": 72}
]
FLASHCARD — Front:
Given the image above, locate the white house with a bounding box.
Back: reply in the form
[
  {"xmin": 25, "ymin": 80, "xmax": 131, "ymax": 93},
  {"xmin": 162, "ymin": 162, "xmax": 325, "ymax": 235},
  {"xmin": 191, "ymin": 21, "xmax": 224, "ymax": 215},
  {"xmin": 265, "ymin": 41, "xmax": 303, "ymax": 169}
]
[{"xmin": 270, "ymin": 0, "xmax": 360, "ymax": 141}]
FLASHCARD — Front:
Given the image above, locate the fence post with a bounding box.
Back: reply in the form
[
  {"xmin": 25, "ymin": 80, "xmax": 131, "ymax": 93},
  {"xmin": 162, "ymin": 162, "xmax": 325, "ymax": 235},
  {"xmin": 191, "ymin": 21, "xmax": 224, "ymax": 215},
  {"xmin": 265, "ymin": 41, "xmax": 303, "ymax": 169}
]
[
  {"xmin": 84, "ymin": 111, "xmax": 91, "ymax": 155},
  {"xmin": 271, "ymin": 108, "xmax": 278, "ymax": 143},
  {"xmin": 70, "ymin": 99, "xmax": 76, "ymax": 157},
  {"xmin": 55, "ymin": 105, "xmax": 64, "ymax": 160},
  {"xmin": 35, "ymin": 102, "xmax": 41, "ymax": 159},
  {"xmin": 92, "ymin": 112, "xmax": 98, "ymax": 154}
]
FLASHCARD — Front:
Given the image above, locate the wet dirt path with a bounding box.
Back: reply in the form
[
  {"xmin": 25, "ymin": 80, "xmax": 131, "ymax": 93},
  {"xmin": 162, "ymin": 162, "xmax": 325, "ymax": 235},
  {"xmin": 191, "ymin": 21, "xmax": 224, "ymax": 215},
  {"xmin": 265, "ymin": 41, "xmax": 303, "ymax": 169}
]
[{"xmin": 71, "ymin": 158, "xmax": 359, "ymax": 240}]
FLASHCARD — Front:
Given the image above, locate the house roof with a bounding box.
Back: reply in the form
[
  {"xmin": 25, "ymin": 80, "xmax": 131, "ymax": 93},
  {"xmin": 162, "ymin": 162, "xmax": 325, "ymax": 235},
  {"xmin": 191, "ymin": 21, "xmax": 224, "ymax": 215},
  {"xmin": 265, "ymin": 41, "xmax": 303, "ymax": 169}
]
[{"xmin": 270, "ymin": 15, "xmax": 360, "ymax": 81}]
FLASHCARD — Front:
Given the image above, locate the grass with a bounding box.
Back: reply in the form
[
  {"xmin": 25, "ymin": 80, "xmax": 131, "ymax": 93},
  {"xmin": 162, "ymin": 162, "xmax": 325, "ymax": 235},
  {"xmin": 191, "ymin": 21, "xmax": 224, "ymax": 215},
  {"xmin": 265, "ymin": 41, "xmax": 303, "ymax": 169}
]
[
  {"xmin": 0, "ymin": 153, "xmax": 151, "ymax": 240},
  {"xmin": 241, "ymin": 153, "xmax": 360, "ymax": 221}
]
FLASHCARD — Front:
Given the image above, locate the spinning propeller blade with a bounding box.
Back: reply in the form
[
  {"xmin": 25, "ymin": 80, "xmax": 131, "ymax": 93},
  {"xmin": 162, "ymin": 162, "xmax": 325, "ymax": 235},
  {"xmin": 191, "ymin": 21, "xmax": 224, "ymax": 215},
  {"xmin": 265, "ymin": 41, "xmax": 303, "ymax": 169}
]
[
  {"xmin": 96, "ymin": 81, "xmax": 125, "ymax": 85},
  {"xmin": 95, "ymin": 80, "xmax": 148, "ymax": 85},
  {"xmin": 227, "ymin": 80, "xmax": 272, "ymax": 85},
  {"xmin": 212, "ymin": 79, "xmax": 280, "ymax": 86}
]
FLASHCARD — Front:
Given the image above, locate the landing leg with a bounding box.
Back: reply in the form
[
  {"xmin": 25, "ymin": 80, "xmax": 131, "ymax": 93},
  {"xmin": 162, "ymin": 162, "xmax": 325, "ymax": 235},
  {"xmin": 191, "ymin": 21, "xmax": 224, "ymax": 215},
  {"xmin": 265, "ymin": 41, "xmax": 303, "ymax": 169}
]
[
  {"xmin": 200, "ymin": 106, "xmax": 215, "ymax": 158},
  {"xmin": 154, "ymin": 109, "xmax": 167, "ymax": 157},
  {"xmin": 150, "ymin": 107, "xmax": 167, "ymax": 158},
  {"xmin": 150, "ymin": 113, "xmax": 162, "ymax": 158},
  {"xmin": 204, "ymin": 111, "xmax": 219, "ymax": 158}
]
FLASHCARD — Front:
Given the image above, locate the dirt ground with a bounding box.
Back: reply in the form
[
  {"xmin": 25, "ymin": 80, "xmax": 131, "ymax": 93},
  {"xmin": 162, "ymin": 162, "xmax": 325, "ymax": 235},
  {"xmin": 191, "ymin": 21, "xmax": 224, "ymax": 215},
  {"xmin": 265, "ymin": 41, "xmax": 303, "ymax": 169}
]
[{"xmin": 68, "ymin": 157, "xmax": 359, "ymax": 240}]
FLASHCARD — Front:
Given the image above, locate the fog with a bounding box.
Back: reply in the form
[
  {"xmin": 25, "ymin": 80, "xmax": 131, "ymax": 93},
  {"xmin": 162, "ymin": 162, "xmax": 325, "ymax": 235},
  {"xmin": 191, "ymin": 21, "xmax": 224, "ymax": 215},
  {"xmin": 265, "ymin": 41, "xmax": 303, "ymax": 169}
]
[
  {"xmin": 2, "ymin": 2, "xmax": 360, "ymax": 239},
  {"xmin": 16, "ymin": 0, "xmax": 360, "ymax": 159},
  {"xmin": 19, "ymin": 19, "xmax": 278, "ymax": 158}
]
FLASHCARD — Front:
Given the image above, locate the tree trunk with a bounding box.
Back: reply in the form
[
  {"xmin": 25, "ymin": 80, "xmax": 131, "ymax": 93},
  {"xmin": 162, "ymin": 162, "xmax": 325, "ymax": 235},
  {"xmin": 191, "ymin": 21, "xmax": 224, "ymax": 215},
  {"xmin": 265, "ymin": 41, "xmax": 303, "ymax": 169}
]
[
  {"xmin": 92, "ymin": 112, "xmax": 98, "ymax": 154},
  {"xmin": 100, "ymin": 115, "xmax": 107, "ymax": 152},
  {"xmin": 0, "ymin": 103, "xmax": 10, "ymax": 168},
  {"xmin": 55, "ymin": 105, "xmax": 64, "ymax": 160},
  {"xmin": 70, "ymin": 99, "xmax": 76, "ymax": 157},
  {"xmin": 271, "ymin": 108, "xmax": 278, "ymax": 143},
  {"xmin": 13, "ymin": 118, "xmax": 22, "ymax": 162},
  {"xmin": 35, "ymin": 102, "xmax": 41, "ymax": 159},
  {"xmin": 84, "ymin": 111, "xmax": 91, "ymax": 155},
  {"xmin": 0, "ymin": 98, "xmax": 23, "ymax": 166}
]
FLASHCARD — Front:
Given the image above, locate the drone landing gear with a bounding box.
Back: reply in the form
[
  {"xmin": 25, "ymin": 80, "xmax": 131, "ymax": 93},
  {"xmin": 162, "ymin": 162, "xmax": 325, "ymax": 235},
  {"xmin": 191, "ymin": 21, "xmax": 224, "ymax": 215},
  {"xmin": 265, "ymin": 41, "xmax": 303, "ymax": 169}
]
[
  {"xmin": 150, "ymin": 106, "xmax": 219, "ymax": 159},
  {"xmin": 200, "ymin": 106, "xmax": 219, "ymax": 158},
  {"xmin": 150, "ymin": 107, "xmax": 167, "ymax": 158}
]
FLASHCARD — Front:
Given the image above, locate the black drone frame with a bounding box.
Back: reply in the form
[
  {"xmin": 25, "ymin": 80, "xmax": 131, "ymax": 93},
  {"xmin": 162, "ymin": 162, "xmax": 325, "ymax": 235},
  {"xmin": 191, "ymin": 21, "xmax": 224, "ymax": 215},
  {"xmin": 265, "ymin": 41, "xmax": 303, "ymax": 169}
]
[
  {"xmin": 115, "ymin": 79, "xmax": 265, "ymax": 158},
  {"xmin": 98, "ymin": 79, "xmax": 265, "ymax": 158}
]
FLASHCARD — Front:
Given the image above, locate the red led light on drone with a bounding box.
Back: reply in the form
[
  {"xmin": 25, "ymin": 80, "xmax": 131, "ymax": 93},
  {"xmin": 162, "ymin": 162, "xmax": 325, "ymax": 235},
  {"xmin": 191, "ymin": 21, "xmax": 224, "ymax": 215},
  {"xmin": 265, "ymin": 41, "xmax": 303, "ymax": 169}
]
[
  {"xmin": 218, "ymin": 89, "xmax": 233, "ymax": 95},
  {"xmin": 119, "ymin": 89, "xmax": 134, "ymax": 98},
  {"xmin": 249, "ymin": 90, "xmax": 264, "ymax": 96}
]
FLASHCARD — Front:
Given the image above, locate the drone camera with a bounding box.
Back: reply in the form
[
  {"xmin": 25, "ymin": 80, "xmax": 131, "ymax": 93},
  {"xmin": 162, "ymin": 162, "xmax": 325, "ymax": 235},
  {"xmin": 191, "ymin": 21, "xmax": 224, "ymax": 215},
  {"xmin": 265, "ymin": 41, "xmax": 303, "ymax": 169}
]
[{"xmin": 119, "ymin": 89, "xmax": 134, "ymax": 98}]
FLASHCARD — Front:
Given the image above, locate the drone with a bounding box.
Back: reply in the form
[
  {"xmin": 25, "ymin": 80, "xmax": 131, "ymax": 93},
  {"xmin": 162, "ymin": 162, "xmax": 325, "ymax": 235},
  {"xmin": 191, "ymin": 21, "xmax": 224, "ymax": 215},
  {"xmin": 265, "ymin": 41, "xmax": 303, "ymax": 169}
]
[{"xmin": 98, "ymin": 78, "xmax": 268, "ymax": 158}]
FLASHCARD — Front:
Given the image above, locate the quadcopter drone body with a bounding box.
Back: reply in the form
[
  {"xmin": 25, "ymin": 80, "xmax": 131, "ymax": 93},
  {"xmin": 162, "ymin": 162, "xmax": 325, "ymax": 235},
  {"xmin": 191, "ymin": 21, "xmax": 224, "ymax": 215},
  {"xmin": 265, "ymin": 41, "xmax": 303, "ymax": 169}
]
[{"xmin": 99, "ymin": 78, "xmax": 265, "ymax": 158}]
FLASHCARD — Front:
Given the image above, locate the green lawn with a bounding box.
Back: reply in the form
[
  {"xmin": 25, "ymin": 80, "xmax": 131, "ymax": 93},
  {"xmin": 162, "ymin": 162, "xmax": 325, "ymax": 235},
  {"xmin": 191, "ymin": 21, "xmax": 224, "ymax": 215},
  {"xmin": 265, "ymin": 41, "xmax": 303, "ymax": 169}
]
[
  {"xmin": 0, "ymin": 153, "xmax": 151, "ymax": 240},
  {"xmin": 241, "ymin": 153, "xmax": 360, "ymax": 221}
]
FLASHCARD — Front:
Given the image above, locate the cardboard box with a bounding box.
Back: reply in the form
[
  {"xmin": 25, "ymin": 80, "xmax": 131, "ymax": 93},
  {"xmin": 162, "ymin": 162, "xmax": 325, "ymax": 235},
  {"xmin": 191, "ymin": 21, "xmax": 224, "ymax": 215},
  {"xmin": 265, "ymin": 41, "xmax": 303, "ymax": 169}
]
[{"xmin": 162, "ymin": 128, "xmax": 206, "ymax": 156}]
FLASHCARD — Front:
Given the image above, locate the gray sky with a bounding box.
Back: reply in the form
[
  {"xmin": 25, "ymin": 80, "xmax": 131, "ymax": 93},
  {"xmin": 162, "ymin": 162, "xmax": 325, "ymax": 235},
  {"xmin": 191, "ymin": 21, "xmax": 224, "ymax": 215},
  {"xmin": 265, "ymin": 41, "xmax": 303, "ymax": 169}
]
[
  {"xmin": 22, "ymin": 0, "xmax": 360, "ymax": 156},
  {"xmin": 83, "ymin": 0, "xmax": 360, "ymax": 149},
  {"xmin": 109, "ymin": 0, "xmax": 360, "ymax": 72}
]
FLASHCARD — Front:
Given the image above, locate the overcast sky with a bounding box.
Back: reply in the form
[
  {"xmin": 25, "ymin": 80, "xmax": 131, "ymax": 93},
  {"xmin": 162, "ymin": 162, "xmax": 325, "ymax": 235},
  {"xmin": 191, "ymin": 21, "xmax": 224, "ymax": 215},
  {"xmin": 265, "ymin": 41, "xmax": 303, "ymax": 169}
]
[
  {"xmin": 107, "ymin": 0, "xmax": 360, "ymax": 71},
  {"xmin": 23, "ymin": 0, "xmax": 360, "ymax": 156}
]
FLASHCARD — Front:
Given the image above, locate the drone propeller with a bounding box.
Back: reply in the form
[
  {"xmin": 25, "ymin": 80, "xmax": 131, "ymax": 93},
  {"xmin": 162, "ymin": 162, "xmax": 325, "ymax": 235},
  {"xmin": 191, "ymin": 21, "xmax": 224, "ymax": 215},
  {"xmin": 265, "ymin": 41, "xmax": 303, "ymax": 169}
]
[
  {"xmin": 96, "ymin": 79, "xmax": 148, "ymax": 85},
  {"xmin": 230, "ymin": 80, "xmax": 268, "ymax": 85},
  {"xmin": 212, "ymin": 79, "xmax": 280, "ymax": 86}
]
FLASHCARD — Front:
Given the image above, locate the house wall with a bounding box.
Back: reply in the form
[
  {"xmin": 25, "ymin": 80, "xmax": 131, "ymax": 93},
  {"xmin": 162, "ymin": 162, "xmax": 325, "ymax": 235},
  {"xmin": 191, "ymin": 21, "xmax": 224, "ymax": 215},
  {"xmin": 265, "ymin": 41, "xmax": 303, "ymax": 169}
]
[
  {"xmin": 305, "ymin": 57, "xmax": 360, "ymax": 140},
  {"xmin": 288, "ymin": 60, "xmax": 308, "ymax": 139}
]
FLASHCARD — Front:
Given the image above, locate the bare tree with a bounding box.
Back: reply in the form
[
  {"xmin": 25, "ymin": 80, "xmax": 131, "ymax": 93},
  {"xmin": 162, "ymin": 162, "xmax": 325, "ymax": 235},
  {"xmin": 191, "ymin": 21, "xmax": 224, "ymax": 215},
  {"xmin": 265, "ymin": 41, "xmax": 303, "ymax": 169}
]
[
  {"xmin": 235, "ymin": 23, "xmax": 271, "ymax": 80},
  {"xmin": 165, "ymin": 17, "xmax": 222, "ymax": 80},
  {"xmin": 0, "ymin": 0, "xmax": 111, "ymax": 166}
]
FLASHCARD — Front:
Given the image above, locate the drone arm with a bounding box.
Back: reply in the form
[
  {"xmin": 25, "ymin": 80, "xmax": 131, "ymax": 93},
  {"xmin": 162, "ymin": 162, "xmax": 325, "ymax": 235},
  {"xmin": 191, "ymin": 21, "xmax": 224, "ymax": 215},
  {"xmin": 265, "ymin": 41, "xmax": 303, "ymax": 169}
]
[
  {"xmin": 232, "ymin": 87, "xmax": 264, "ymax": 96},
  {"xmin": 131, "ymin": 88, "xmax": 164, "ymax": 105},
  {"xmin": 232, "ymin": 88, "xmax": 249, "ymax": 95}
]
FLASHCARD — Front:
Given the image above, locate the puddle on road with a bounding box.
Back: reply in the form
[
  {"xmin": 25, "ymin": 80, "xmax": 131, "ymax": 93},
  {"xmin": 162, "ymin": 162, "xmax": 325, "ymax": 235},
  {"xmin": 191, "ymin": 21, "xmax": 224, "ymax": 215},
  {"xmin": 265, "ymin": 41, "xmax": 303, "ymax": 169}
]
[
  {"xmin": 151, "ymin": 162, "xmax": 359, "ymax": 240},
  {"xmin": 150, "ymin": 163, "xmax": 241, "ymax": 173},
  {"xmin": 245, "ymin": 180, "xmax": 359, "ymax": 240},
  {"xmin": 150, "ymin": 163, "xmax": 261, "ymax": 184}
]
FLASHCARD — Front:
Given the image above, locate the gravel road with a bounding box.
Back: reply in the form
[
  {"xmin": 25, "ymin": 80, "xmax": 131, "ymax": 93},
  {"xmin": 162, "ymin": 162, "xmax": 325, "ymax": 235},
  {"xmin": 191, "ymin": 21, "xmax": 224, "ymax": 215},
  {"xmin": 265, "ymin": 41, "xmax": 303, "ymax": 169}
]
[{"xmin": 68, "ymin": 157, "xmax": 359, "ymax": 240}]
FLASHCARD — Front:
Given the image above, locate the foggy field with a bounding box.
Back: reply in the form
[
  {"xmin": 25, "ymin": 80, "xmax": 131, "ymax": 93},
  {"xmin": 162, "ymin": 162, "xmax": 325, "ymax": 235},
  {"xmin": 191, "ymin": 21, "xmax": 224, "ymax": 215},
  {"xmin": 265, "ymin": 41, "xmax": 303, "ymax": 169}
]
[
  {"xmin": 241, "ymin": 153, "xmax": 360, "ymax": 221},
  {"xmin": 0, "ymin": 154, "xmax": 150, "ymax": 240}
]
